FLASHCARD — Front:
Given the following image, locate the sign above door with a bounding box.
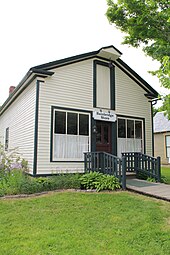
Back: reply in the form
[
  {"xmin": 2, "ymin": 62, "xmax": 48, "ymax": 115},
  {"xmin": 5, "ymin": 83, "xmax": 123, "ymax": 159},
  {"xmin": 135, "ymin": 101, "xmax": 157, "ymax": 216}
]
[{"xmin": 93, "ymin": 109, "xmax": 116, "ymax": 122}]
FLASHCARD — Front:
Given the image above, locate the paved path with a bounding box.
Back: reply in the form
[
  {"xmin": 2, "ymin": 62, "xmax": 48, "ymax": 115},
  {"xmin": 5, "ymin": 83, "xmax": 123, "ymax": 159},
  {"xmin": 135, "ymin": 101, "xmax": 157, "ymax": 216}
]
[{"xmin": 126, "ymin": 178, "xmax": 170, "ymax": 202}]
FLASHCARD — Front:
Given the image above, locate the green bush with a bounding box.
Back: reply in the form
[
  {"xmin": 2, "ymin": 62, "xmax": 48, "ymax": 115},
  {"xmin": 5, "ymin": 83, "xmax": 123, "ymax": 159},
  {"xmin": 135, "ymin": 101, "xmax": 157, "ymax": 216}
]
[
  {"xmin": 136, "ymin": 171, "xmax": 148, "ymax": 180},
  {"xmin": 160, "ymin": 175, "xmax": 168, "ymax": 184},
  {"xmin": 0, "ymin": 171, "xmax": 82, "ymax": 196},
  {"xmin": 80, "ymin": 171, "xmax": 121, "ymax": 192},
  {"xmin": 147, "ymin": 177, "xmax": 156, "ymax": 183}
]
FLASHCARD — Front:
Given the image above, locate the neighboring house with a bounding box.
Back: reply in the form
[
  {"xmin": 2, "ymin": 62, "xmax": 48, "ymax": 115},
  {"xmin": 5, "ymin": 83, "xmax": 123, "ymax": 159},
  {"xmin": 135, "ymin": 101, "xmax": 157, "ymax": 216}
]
[
  {"xmin": 154, "ymin": 111, "xmax": 170, "ymax": 164},
  {"xmin": 0, "ymin": 45, "xmax": 158, "ymax": 176}
]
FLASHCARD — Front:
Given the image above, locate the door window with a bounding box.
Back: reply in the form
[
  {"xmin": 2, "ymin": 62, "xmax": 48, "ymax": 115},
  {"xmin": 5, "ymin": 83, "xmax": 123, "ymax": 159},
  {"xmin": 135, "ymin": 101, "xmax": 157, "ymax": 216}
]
[{"xmin": 96, "ymin": 122, "xmax": 112, "ymax": 153}]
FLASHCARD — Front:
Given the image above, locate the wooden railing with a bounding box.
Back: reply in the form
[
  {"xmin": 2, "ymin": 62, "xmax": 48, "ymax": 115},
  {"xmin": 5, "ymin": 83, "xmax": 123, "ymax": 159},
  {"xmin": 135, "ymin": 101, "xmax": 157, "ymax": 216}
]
[
  {"xmin": 84, "ymin": 151, "xmax": 161, "ymax": 189},
  {"xmin": 84, "ymin": 152, "xmax": 126, "ymax": 189},
  {"xmin": 122, "ymin": 152, "xmax": 161, "ymax": 182}
]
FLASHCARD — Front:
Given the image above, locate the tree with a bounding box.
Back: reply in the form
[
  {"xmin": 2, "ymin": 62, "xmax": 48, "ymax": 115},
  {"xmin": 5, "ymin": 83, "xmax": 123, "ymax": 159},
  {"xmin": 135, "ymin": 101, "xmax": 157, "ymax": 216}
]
[
  {"xmin": 153, "ymin": 96, "xmax": 168, "ymax": 115},
  {"xmin": 106, "ymin": 0, "xmax": 170, "ymax": 117}
]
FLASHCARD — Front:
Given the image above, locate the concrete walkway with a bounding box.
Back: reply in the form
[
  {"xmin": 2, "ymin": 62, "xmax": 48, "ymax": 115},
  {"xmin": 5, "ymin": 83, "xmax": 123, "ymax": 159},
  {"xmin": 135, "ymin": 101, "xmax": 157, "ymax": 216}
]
[{"xmin": 126, "ymin": 178, "xmax": 170, "ymax": 202}]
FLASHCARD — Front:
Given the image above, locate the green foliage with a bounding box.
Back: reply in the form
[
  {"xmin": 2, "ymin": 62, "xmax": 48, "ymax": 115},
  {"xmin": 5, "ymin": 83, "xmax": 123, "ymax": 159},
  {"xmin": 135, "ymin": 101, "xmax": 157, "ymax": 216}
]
[
  {"xmin": 80, "ymin": 171, "xmax": 120, "ymax": 191},
  {"xmin": 0, "ymin": 142, "xmax": 82, "ymax": 196},
  {"xmin": 153, "ymin": 95, "xmax": 170, "ymax": 119},
  {"xmin": 160, "ymin": 175, "xmax": 168, "ymax": 184},
  {"xmin": 0, "ymin": 172, "xmax": 82, "ymax": 196},
  {"xmin": 136, "ymin": 171, "xmax": 148, "ymax": 180},
  {"xmin": 106, "ymin": 0, "xmax": 170, "ymax": 116},
  {"xmin": 147, "ymin": 177, "xmax": 156, "ymax": 183}
]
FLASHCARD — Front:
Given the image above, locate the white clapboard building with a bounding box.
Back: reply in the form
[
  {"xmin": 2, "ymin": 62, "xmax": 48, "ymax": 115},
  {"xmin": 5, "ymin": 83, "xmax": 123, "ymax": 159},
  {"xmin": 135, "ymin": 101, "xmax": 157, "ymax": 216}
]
[{"xmin": 0, "ymin": 46, "xmax": 158, "ymax": 176}]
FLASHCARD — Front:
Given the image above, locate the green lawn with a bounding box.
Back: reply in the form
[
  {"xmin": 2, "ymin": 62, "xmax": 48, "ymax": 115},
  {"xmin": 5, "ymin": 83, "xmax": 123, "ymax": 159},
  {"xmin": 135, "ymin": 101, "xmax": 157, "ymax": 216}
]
[
  {"xmin": 0, "ymin": 192, "xmax": 170, "ymax": 255},
  {"xmin": 161, "ymin": 167, "xmax": 170, "ymax": 184}
]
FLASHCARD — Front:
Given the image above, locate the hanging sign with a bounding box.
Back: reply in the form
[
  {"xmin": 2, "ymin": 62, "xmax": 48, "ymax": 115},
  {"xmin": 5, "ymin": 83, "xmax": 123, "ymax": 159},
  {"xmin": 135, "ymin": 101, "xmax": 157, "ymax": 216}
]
[{"xmin": 93, "ymin": 109, "xmax": 117, "ymax": 122}]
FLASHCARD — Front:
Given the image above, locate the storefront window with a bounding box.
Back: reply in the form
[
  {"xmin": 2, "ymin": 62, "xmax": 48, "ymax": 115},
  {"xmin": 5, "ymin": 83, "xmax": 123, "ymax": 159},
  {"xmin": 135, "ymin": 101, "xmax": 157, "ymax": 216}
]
[
  {"xmin": 117, "ymin": 117, "xmax": 143, "ymax": 157},
  {"xmin": 53, "ymin": 109, "xmax": 90, "ymax": 160}
]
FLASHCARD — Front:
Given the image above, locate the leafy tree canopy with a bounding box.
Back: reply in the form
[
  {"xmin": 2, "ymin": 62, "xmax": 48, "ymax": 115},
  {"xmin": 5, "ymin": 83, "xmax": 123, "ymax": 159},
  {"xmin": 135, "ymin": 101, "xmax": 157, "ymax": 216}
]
[{"xmin": 106, "ymin": 0, "xmax": 170, "ymax": 116}]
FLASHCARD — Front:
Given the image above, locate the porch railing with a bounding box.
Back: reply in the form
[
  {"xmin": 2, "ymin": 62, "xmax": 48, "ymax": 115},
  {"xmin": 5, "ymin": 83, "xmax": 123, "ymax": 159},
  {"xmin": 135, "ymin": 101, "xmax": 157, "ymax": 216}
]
[
  {"xmin": 84, "ymin": 152, "xmax": 126, "ymax": 189},
  {"xmin": 122, "ymin": 152, "xmax": 161, "ymax": 182},
  {"xmin": 84, "ymin": 151, "xmax": 161, "ymax": 190}
]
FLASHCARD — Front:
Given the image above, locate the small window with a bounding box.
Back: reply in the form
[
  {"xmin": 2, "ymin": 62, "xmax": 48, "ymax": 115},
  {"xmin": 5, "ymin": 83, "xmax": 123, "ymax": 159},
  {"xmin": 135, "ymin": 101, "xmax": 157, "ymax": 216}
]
[
  {"xmin": 55, "ymin": 111, "xmax": 66, "ymax": 134},
  {"xmin": 79, "ymin": 114, "xmax": 89, "ymax": 136},
  {"xmin": 5, "ymin": 127, "xmax": 9, "ymax": 151},
  {"xmin": 67, "ymin": 112, "xmax": 77, "ymax": 135},
  {"xmin": 118, "ymin": 119, "xmax": 126, "ymax": 138},
  {"xmin": 166, "ymin": 136, "xmax": 170, "ymax": 158},
  {"xmin": 127, "ymin": 120, "xmax": 134, "ymax": 138}
]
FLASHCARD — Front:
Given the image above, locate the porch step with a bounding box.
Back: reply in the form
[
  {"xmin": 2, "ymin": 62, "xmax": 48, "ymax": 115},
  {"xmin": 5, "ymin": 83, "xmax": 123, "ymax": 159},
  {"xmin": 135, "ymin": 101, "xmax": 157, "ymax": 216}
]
[{"xmin": 126, "ymin": 172, "xmax": 136, "ymax": 179}]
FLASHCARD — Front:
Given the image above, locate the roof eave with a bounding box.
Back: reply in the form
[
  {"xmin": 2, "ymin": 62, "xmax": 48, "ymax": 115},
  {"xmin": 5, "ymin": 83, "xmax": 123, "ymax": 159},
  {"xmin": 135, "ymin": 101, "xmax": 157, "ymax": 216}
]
[{"xmin": 0, "ymin": 69, "xmax": 54, "ymax": 116}]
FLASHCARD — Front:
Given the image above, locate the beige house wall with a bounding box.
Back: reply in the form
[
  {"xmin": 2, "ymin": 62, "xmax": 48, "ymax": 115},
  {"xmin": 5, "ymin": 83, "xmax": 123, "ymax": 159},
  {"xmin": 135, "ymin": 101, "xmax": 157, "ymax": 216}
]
[{"xmin": 154, "ymin": 131, "xmax": 170, "ymax": 164}]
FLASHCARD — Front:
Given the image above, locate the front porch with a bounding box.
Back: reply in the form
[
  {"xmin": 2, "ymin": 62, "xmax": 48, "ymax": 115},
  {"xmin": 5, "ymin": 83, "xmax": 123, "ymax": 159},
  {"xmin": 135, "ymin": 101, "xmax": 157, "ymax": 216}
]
[{"xmin": 84, "ymin": 152, "xmax": 161, "ymax": 190}]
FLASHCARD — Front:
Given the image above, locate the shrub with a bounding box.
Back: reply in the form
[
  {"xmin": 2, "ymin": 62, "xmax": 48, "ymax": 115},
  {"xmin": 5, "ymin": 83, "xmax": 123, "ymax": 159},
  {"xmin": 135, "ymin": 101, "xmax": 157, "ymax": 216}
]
[
  {"xmin": 80, "ymin": 171, "xmax": 121, "ymax": 192},
  {"xmin": 0, "ymin": 143, "xmax": 30, "ymax": 196},
  {"xmin": 147, "ymin": 177, "xmax": 156, "ymax": 183},
  {"xmin": 160, "ymin": 175, "xmax": 168, "ymax": 184}
]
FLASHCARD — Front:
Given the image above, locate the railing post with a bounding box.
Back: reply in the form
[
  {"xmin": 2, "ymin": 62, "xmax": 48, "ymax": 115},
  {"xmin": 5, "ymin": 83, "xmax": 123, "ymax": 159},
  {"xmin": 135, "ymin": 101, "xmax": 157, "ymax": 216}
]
[
  {"xmin": 101, "ymin": 153, "xmax": 104, "ymax": 173},
  {"xmin": 157, "ymin": 156, "xmax": 161, "ymax": 182},
  {"xmin": 134, "ymin": 152, "xmax": 138, "ymax": 175},
  {"xmin": 84, "ymin": 153, "xmax": 87, "ymax": 172},
  {"xmin": 122, "ymin": 156, "xmax": 126, "ymax": 190}
]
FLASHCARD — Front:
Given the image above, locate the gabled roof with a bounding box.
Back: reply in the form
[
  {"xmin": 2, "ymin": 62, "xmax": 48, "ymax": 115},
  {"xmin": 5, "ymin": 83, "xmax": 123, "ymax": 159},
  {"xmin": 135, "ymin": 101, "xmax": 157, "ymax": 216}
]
[
  {"xmin": 154, "ymin": 112, "xmax": 170, "ymax": 133},
  {"xmin": 32, "ymin": 45, "xmax": 122, "ymax": 70},
  {"xmin": 32, "ymin": 45, "xmax": 158, "ymax": 98},
  {"xmin": 0, "ymin": 45, "xmax": 158, "ymax": 116}
]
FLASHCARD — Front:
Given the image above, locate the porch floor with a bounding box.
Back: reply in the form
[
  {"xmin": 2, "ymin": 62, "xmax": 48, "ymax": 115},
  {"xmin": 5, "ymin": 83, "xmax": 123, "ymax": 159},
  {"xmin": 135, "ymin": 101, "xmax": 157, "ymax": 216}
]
[{"xmin": 126, "ymin": 178, "xmax": 170, "ymax": 202}]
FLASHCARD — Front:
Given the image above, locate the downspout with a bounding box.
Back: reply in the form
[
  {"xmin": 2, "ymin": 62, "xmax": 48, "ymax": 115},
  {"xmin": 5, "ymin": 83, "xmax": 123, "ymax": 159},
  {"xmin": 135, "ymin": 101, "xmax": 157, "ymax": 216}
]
[{"xmin": 151, "ymin": 98, "xmax": 161, "ymax": 157}]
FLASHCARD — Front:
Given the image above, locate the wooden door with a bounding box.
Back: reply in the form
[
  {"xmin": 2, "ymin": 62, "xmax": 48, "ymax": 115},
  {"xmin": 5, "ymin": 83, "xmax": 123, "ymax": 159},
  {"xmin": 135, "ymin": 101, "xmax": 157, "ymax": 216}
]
[{"xmin": 96, "ymin": 121, "xmax": 112, "ymax": 153}]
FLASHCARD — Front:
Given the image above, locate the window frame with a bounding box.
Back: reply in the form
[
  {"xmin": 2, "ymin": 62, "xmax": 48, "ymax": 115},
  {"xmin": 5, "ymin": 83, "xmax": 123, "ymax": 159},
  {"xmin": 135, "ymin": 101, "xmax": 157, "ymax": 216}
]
[
  {"xmin": 165, "ymin": 135, "xmax": 170, "ymax": 158},
  {"xmin": 51, "ymin": 107, "xmax": 91, "ymax": 162},
  {"xmin": 93, "ymin": 60, "xmax": 115, "ymax": 110},
  {"xmin": 117, "ymin": 116, "xmax": 144, "ymax": 153},
  {"xmin": 5, "ymin": 127, "xmax": 9, "ymax": 151}
]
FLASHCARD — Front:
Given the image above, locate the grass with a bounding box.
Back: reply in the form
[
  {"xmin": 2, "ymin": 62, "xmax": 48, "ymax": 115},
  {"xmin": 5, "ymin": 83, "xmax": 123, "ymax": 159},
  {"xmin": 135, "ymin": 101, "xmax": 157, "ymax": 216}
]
[
  {"xmin": 161, "ymin": 167, "xmax": 170, "ymax": 184},
  {"xmin": 0, "ymin": 192, "xmax": 170, "ymax": 255}
]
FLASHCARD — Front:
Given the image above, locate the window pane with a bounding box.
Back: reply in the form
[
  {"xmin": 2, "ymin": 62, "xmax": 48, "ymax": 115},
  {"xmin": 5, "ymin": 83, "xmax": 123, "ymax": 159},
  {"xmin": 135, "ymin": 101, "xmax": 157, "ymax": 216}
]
[
  {"xmin": 67, "ymin": 113, "xmax": 77, "ymax": 135},
  {"xmin": 118, "ymin": 119, "xmax": 126, "ymax": 138},
  {"xmin": 79, "ymin": 114, "xmax": 89, "ymax": 136},
  {"xmin": 96, "ymin": 123, "xmax": 101, "ymax": 144},
  {"xmin": 166, "ymin": 136, "xmax": 170, "ymax": 146},
  {"xmin": 135, "ymin": 121, "xmax": 142, "ymax": 139},
  {"xmin": 55, "ymin": 111, "xmax": 66, "ymax": 134},
  {"xmin": 167, "ymin": 147, "xmax": 170, "ymax": 158},
  {"xmin": 127, "ymin": 120, "xmax": 134, "ymax": 138},
  {"xmin": 103, "ymin": 125, "xmax": 109, "ymax": 144},
  {"xmin": 5, "ymin": 127, "xmax": 9, "ymax": 151}
]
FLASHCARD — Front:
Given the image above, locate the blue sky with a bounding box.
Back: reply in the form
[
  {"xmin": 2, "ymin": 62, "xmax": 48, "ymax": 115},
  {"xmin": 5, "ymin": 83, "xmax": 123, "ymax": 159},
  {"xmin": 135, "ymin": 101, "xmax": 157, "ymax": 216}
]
[{"xmin": 0, "ymin": 0, "xmax": 167, "ymax": 105}]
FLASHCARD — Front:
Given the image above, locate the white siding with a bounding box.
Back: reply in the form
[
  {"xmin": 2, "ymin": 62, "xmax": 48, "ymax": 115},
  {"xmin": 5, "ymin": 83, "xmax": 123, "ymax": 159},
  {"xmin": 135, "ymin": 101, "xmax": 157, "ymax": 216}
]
[
  {"xmin": 0, "ymin": 81, "xmax": 36, "ymax": 173},
  {"xmin": 36, "ymin": 60, "xmax": 93, "ymax": 174},
  {"xmin": 115, "ymin": 67, "xmax": 152, "ymax": 155}
]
